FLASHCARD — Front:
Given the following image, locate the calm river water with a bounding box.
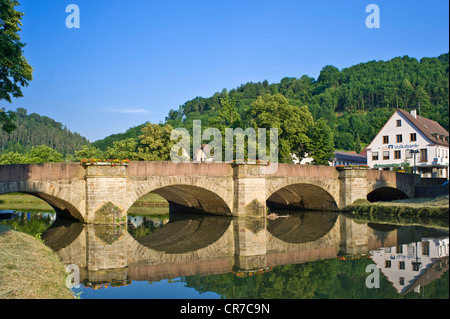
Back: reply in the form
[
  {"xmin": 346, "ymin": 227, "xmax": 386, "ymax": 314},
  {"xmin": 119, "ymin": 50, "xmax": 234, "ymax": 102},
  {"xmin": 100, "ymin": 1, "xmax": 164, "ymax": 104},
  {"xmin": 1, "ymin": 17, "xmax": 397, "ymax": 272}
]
[{"xmin": 0, "ymin": 207, "xmax": 448, "ymax": 299}]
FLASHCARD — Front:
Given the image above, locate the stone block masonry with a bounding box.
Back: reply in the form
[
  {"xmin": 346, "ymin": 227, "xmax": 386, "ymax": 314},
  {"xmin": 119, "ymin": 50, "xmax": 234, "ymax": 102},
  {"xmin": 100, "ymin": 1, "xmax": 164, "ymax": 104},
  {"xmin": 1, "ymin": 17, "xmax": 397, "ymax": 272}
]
[{"xmin": 0, "ymin": 161, "xmax": 421, "ymax": 224}]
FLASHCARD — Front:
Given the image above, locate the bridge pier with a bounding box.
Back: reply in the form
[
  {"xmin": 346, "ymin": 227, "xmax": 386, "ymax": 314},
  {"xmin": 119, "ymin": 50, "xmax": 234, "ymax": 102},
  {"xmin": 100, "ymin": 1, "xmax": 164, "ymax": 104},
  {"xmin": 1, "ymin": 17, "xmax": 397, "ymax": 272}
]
[
  {"xmin": 233, "ymin": 217, "xmax": 267, "ymax": 271},
  {"xmin": 232, "ymin": 164, "xmax": 267, "ymax": 218},
  {"xmin": 84, "ymin": 164, "xmax": 129, "ymax": 224},
  {"xmin": 338, "ymin": 168, "xmax": 368, "ymax": 209},
  {"xmin": 339, "ymin": 215, "xmax": 369, "ymax": 255}
]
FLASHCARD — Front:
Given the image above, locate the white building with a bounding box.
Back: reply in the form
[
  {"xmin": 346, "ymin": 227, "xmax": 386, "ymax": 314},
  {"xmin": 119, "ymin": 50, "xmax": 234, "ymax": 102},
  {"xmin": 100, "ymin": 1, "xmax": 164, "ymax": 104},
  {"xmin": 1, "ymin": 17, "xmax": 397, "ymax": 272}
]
[{"xmin": 366, "ymin": 109, "xmax": 449, "ymax": 178}]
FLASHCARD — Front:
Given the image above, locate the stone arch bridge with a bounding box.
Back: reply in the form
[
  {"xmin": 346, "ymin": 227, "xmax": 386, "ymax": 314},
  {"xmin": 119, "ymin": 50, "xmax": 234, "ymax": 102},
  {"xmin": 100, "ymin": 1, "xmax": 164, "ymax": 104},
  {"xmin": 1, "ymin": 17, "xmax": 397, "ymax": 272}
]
[{"xmin": 0, "ymin": 161, "xmax": 420, "ymax": 223}]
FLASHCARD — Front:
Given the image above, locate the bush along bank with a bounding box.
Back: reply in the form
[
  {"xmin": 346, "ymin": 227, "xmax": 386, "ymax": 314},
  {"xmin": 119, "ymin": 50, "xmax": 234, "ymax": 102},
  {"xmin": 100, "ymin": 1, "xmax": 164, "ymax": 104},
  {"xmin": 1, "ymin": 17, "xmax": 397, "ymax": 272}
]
[{"xmin": 344, "ymin": 197, "xmax": 449, "ymax": 220}]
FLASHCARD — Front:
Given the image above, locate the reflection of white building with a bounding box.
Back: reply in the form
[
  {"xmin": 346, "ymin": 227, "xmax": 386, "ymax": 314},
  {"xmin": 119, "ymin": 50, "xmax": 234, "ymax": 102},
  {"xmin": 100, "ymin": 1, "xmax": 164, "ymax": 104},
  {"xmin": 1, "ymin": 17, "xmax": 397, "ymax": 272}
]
[
  {"xmin": 370, "ymin": 237, "xmax": 449, "ymax": 294},
  {"xmin": 366, "ymin": 109, "xmax": 449, "ymax": 178}
]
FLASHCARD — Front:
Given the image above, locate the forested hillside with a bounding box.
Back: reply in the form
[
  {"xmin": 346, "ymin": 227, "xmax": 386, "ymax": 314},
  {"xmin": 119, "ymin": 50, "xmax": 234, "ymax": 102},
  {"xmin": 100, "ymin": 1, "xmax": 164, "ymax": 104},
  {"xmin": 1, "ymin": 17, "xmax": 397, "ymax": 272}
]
[
  {"xmin": 163, "ymin": 53, "xmax": 449, "ymax": 151},
  {"xmin": 1, "ymin": 53, "xmax": 448, "ymax": 165},
  {"xmin": 0, "ymin": 108, "xmax": 89, "ymax": 156},
  {"xmin": 91, "ymin": 123, "xmax": 148, "ymax": 151}
]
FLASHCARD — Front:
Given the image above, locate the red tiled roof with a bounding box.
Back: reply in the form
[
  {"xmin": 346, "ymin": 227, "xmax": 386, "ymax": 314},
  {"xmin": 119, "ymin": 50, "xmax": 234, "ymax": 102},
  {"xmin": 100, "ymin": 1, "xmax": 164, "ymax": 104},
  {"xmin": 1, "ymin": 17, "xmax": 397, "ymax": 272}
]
[{"xmin": 397, "ymin": 109, "xmax": 449, "ymax": 147}]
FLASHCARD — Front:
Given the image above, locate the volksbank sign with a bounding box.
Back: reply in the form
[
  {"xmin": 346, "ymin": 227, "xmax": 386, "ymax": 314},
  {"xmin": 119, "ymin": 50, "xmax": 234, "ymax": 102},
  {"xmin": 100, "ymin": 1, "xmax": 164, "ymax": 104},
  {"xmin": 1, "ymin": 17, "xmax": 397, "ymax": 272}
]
[{"xmin": 376, "ymin": 143, "xmax": 419, "ymax": 150}]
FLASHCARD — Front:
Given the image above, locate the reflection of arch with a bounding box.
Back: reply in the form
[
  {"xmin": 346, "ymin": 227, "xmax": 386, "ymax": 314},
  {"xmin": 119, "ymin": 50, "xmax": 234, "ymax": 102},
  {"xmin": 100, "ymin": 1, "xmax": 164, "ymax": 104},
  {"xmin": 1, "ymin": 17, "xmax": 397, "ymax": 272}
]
[
  {"xmin": 267, "ymin": 183, "xmax": 338, "ymax": 211},
  {"xmin": 133, "ymin": 213, "xmax": 232, "ymax": 253},
  {"xmin": 367, "ymin": 223, "xmax": 400, "ymax": 232},
  {"xmin": 129, "ymin": 184, "xmax": 232, "ymax": 216},
  {"xmin": 42, "ymin": 218, "xmax": 84, "ymax": 251},
  {"xmin": 367, "ymin": 187, "xmax": 408, "ymax": 202},
  {"xmin": 267, "ymin": 210, "xmax": 339, "ymax": 244}
]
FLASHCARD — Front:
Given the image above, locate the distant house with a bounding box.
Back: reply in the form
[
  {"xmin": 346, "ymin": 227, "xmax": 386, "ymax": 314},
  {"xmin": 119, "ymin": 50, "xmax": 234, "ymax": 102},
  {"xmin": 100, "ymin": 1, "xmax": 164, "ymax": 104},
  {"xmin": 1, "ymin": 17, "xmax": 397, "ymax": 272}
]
[
  {"xmin": 193, "ymin": 144, "xmax": 214, "ymax": 163},
  {"xmin": 291, "ymin": 153, "xmax": 314, "ymax": 165},
  {"xmin": 292, "ymin": 151, "xmax": 366, "ymax": 166},
  {"xmin": 366, "ymin": 109, "xmax": 449, "ymax": 178},
  {"xmin": 332, "ymin": 151, "xmax": 367, "ymax": 166}
]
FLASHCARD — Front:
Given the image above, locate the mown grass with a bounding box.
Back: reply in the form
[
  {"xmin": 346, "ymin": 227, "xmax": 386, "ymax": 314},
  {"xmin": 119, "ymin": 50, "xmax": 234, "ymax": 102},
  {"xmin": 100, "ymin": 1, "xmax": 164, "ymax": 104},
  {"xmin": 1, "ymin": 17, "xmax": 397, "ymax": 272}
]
[
  {"xmin": 0, "ymin": 225, "xmax": 73, "ymax": 299},
  {"xmin": 0, "ymin": 193, "xmax": 54, "ymax": 211}
]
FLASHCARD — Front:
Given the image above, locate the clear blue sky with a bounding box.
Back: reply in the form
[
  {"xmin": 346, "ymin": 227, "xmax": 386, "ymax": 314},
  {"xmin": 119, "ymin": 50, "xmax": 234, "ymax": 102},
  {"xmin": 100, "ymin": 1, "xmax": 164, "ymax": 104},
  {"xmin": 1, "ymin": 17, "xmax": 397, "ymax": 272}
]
[{"xmin": 6, "ymin": 0, "xmax": 449, "ymax": 142}]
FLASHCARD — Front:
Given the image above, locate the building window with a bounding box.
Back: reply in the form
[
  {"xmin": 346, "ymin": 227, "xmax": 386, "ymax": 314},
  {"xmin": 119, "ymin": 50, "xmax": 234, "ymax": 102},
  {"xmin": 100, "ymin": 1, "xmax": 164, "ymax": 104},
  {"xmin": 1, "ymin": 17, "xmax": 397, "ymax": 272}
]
[
  {"xmin": 422, "ymin": 241, "xmax": 430, "ymax": 256},
  {"xmin": 410, "ymin": 133, "xmax": 417, "ymax": 142},
  {"xmin": 446, "ymin": 150, "xmax": 448, "ymax": 159},
  {"xmin": 394, "ymin": 150, "xmax": 401, "ymax": 159},
  {"xmin": 399, "ymin": 277, "xmax": 405, "ymax": 286},
  {"xmin": 420, "ymin": 149, "xmax": 428, "ymax": 162},
  {"xmin": 372, "ymin": 152, "xmax": 379, "ymax": 161},
  {"xmin": 396, "ymin": 134, "xmax": 402, "ymax": 143},
  {"xmin": 412, "ymin": 262, "xmax": 421, "ymax": 271},
  {"xmin": 385, "ymin": 260, "xmax": 391, "ymax": 268},
  {"xmin": 383, "ymin": 136, "xmax": 389, "ymax": 144},
  {"xmin": 399, "ymin": 261, "xmax": 405, "ymax": 270},
  {"xmin": 383, "ymin": 151, "xmax": 390, "ymax": 160},
  {"xmin": 396, "ymin": 120, "xmax": 402, "ymax": 127}
]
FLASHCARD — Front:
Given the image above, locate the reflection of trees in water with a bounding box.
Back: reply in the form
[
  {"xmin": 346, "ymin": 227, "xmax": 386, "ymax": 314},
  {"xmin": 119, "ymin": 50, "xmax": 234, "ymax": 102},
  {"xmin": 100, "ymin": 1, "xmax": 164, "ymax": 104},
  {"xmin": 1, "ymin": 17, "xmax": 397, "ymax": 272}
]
[
  {"xmin": 182, "ymin": 258, "xmax": 449, "ymax": 299},
  {"xmin": 0, "ymin": 212, "xmax": 55, "ymax": 237},
  {"xmin": 127, "ymin": 214, "xmax": 169, "ymax": 239}
]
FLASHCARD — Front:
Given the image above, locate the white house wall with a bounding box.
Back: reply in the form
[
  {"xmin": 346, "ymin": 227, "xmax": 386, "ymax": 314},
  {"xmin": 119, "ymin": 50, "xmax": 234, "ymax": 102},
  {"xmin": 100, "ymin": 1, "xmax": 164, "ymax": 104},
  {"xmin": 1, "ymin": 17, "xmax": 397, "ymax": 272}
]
[{"xmin": 366, "ymin": 110, "xmax": 449, "ymax": 177}]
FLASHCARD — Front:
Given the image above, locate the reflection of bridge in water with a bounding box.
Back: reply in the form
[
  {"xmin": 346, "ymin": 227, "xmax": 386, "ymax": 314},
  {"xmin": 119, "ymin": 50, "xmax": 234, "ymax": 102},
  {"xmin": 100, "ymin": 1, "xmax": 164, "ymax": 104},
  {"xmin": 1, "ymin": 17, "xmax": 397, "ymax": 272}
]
[{"xmin": 42, "ymin": 212, "xmax": 448, "ymax": 287}]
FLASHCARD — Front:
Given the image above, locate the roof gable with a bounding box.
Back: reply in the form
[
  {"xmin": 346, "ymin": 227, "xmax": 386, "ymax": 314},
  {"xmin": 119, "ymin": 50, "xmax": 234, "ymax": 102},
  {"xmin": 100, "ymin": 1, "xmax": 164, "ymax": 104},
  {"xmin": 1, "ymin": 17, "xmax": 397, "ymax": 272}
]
[{"xmin": 397, "ymin": 109, "xmax": 449, "ymax": 147}]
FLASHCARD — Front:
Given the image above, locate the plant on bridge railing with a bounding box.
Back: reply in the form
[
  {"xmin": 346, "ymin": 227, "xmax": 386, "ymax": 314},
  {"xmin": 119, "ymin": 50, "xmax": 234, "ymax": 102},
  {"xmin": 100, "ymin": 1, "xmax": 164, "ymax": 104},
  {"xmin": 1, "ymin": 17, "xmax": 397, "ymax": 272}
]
[
  {"xmin": 80, "ymin": 158, "xmax": 130, "ymax": 166},
  {"xmin": 231, "ymin": 159, "xmax": 270, "ymax": 165},
  {"xmin": 336, "ymin": 164, "xmax": 369, "ymax": 170}
]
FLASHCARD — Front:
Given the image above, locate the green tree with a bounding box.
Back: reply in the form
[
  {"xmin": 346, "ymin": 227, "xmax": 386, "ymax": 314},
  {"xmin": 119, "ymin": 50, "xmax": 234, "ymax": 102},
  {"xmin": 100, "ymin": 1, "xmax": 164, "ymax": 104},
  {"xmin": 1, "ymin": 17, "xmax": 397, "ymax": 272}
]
[
  {"xmin": 0, "ymin": 150, "xmax": 25, "ymax": 164},
  {"xmin": 306, "ymin": 119, "xmax": 334, "ymax": 165},
  {"xmin": 138, "ymin": 123, "xmax": 175, "ymax": 161},
  {"xmin": 74, "ymin": 145, "xmax": 105, "ymax": 161},
  {"xmin": 0, "ymin": 0, "xmax": 33, "ymax": 133},
  {"xmin": 248, "ymin": 94, "xmax": 314, "ymax": 163},
  {"xmin": 25, "ymin": 145, "xmax": 63, "ymax": 163},
  {"xmin": 105, "ymin": 137, "xmax": 139, "ymax": 160}
]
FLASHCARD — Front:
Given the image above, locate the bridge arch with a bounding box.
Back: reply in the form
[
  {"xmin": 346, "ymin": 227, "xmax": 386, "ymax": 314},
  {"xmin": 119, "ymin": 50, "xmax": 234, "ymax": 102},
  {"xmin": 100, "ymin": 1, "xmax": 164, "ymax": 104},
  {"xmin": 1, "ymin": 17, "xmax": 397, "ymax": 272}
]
[
  {"xmin": 266, "ymin": 182, "xmax": 339, "ymax": 211},
  {"xmin": 0, "ymin": 181, "xmax": 85, "ymax": 222},
  {"xmin": 126, "ymin": 180, "xmax": 233, "ymax": 216},
  {"xmin": 367, "ymin": 186, "xmax": 408, "ymax": 202}
]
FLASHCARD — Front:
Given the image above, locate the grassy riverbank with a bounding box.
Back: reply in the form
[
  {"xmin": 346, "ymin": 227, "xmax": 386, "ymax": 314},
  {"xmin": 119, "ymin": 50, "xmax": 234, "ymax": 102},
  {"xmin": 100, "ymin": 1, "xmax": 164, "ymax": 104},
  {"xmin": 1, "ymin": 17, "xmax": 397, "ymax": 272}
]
[
  {"xmin": 345, "ymin": 195, "xmax": 449, "ymax": 219},
  {"xmin": 0, "ymin": 225, "xmax": 73, "ymax": 299},
  {"xmin": 0, "ymin": 193, "xmax": 54, "ymax": 211},
  {"xmin": 0, "ymin": 192, "xmax": 169, "ymax": 214}
]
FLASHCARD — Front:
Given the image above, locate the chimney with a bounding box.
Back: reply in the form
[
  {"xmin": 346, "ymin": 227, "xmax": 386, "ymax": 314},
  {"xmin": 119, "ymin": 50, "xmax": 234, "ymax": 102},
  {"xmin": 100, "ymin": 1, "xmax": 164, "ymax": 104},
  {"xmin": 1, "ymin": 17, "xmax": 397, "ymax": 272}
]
[{"xmin": 410, "ymin": 109, "xmax": 417, "ymax": 119}]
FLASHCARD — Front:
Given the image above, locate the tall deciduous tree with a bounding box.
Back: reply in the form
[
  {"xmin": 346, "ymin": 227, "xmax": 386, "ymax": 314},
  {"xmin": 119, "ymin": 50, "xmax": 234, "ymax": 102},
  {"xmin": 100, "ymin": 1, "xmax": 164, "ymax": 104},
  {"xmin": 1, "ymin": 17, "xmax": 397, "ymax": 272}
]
[
  {"xmin": 0, "ymin": 0, "xmax": 33, "ymax": 133},
  {"xmin": 306, "ymin": 119, "xmax": 334, "ymax": 165},
  {"xmin": 248, "ymin": 94, "xmax": 314, "ymax": 163},
  {"xmin": 138, "ymin": 123, "xmax": 175, "ymax": 161}
]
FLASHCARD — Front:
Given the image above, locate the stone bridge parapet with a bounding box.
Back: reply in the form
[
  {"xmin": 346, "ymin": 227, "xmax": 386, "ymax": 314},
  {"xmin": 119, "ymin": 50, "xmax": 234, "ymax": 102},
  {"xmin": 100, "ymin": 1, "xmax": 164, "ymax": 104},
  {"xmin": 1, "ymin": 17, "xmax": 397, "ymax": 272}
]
[{"xmin": 0, "ymin": 161, "xmax": 422, "ymax": 223}]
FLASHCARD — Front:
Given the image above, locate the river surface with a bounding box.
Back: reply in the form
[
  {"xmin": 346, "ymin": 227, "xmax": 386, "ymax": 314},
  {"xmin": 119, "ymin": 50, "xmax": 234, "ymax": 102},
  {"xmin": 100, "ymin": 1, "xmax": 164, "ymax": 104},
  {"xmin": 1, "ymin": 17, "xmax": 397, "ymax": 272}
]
[{"xmin": 0, "ymin": 207, "xmax": 448, "ymax": 299}]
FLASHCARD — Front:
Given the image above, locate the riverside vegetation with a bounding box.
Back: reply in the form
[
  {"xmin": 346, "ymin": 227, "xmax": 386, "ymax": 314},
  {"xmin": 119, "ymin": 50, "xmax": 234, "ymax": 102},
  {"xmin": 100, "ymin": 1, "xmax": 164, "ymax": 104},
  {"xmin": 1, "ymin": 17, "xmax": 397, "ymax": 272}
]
[{"xmin": 345, "ymin": 195, "xmax": 449, "ymax": 227}]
